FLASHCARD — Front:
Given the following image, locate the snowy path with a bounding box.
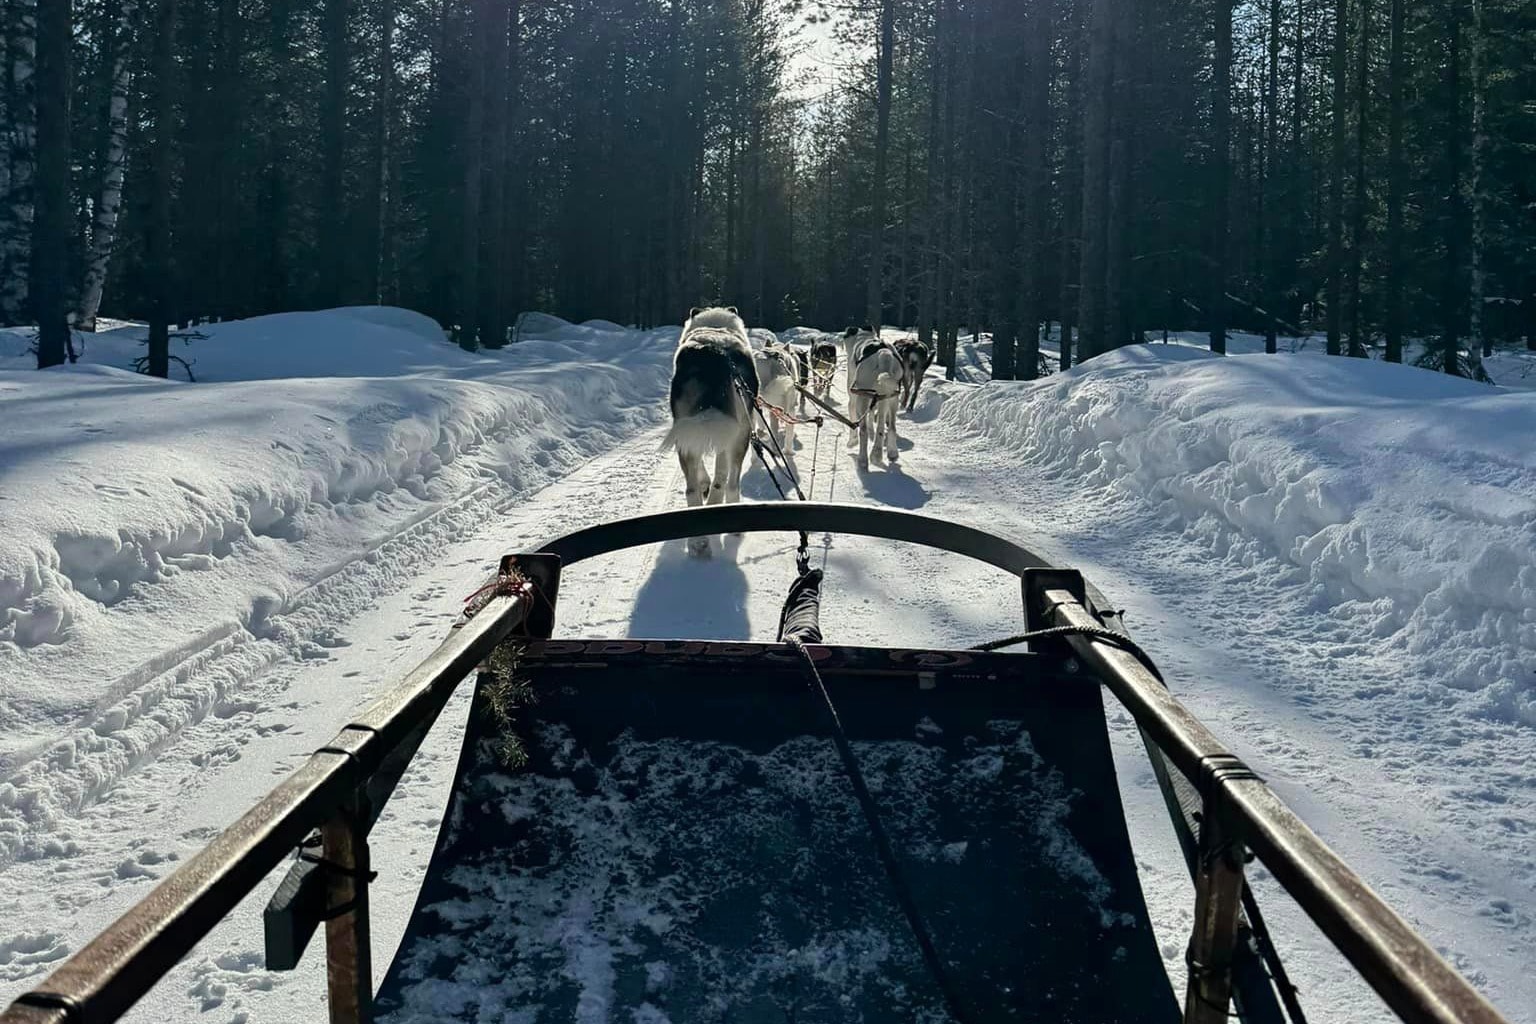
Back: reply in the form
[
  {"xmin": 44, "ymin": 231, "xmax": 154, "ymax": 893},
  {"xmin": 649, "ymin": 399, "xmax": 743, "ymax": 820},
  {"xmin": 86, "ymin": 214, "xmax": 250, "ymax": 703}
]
[{"xmin": 2, "ymin": 339, "xmax": 1531, "ymax": 1023}]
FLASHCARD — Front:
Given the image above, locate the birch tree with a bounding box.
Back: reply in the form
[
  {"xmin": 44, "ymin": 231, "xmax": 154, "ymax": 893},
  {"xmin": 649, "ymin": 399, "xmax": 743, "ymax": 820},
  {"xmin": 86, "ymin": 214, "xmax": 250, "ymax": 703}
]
[{"xmin": 78, "ymin": 0, "xmax": 137, "ymax": 332}]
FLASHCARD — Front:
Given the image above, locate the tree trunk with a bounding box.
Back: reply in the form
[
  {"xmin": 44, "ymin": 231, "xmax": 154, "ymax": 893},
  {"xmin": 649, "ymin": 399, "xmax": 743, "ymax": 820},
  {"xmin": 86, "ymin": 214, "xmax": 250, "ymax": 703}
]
[
  {"xmin": 458, "ymin": 0, "xmax": 486, "ymax": 349},
  {"xmin": 1209, "ymin": 0, "xmax": 1232, "ymax": 354},
  {"xmin": 320, "ymin": 0, "xmax": 348, "ymax": 306},
  {"xmin": 211, "ymin": 0, "xmax": 241, "ymax": 317},
  {"xmin": 1016, "ymin": 0, "xmax": 1051, "ymax": 380},
  {"xmin": 1384, "ymin": 0, "xmax": 1404, "ymax": 362},
  {"xmin": 1076, "ymin": 0, "xmax": 1113, "ymax": 360},
  {"xmin": 865, "ymin": 0, "xmax": 895, "ymax": 328},
  {"xmin": 0, "ymin": 0, "xmax": 8, "ymax": 212},
  {"xmin": 365, "ymin": 0, "xmax": 393, "ymax": 305},
  {"xmin": 256, "ymin": 0, "xmax": 291, "ymax": 314},
  {"xmin": 31, "ymin": 0, "xmax": 68, "ymax": 368},
  {"xmin": 916, "ymin": 7, "xmax": 943, "ymax": 349},
  {"xmin": 77, "ymin": 0, "xmax": 135, "ymax": 332},
  {"xmin": 898, "ymin": 148, "xmax": 912, "ymax": 327},
  {"xmin": 145, "ymin": 0, "xmax": 177, "ymax": 378},
  {"xmin": 1325, "ymin": 0, "xmax": 1348, "ymax": 356},
  {"xmin": 1439, "ymin": 2, "xmax": 1462, "ymax": 375},
  {"xmin": 1292, "ymin": 0, "xmax": 1305, "ymax": 149},
  {"xmin": 725, "ymin": 133, "xmax": 737, "ymax": 301},
  {"xmin": 936, "ymin": 0, "xmax": 959, "ymax": 370},
  {"xmin": 661, "ymin": 0, "xmax": 685, "ymax": 317},
  {"xmin": 750, "ymin": 117, "xmax": 765, "ymax": 323},
  {"xmin": 499, "ymin": 0, "xmax": 523, "ymax": 332},
  {"xmin": 1467, "ymin": 0, "xmax": 1487, "ymax": 369},
  {"xmin": 1105, "ymin": 134, "xmax": 1128, "ymax": 349},
  {"xmin": 479, "ymin": 0, "xmax": 507, "ymax": 346},
  {"xmin": 1347, "ymin": 0, "xmax": 1371, "ymax": 358},
  {"xmin": 0, "ymin": 0, "xmax": 35, "ymax": 325},
  {"xmin": 1263, "ymin": 0, "xmax": 1280, "ymax": 353},
  {"xmin": 1057, "ymin": 0, "xmax": 1082, "ymax": 371}
]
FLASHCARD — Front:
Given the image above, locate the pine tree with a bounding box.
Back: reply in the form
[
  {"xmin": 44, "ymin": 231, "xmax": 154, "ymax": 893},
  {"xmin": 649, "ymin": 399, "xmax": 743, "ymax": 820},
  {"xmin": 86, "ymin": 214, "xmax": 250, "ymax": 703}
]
[
  {"xmin": 1346, "ymin": 0, "xmax": 1371, "ymax": 358},
  {"xmin": 0, "ymin": 0, "xmax": 35, "ymax": 325},
  {"xmin": 144, "ymin": 0, "xmax": 176, "ymax": 378},
  {"xmin": 1209, "ymin": 0, "xmax": 1232, "ymax": 354},
  {"xmin": 1383, "ymin": 0, "xmax": 1405, "ymax": 363},
  {"xmin": 1076, "ymin": 0, "xmax": 1113, "ymax": 360},
  {"xmin": 1325, "ymin": 0, "xmax": 1348, "ymax": 357},
  {"xmin": 866, "ymin": 0, "xmax": 894, "ymax": 328},
  {"xmin": 77, "ymin": 0, "xmax": 136, "ymax": 332},
  {"xmin": 30, "ymin": 0, "xmax": 69, "ymax": 367}
]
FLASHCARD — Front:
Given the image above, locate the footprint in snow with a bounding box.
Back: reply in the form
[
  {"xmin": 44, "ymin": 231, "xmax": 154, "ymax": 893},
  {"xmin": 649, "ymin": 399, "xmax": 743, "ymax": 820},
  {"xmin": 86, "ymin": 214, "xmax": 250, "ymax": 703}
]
[
  {"xmin": 188, "ymin": 948, "xmax": 276, "ymax": 1017},
  {"xmin": 0, "ymin": 931, "xmax": 70, "ymax": 981}
]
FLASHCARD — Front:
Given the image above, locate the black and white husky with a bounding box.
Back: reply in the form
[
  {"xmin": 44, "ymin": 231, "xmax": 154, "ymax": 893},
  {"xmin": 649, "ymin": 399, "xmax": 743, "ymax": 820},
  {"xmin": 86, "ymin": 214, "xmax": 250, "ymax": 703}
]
[
  {"xmin": 841, "ymin": 326, "xmax": 905, "ymax": 469},
  {"xmin": 752, "ymin": 342, "xmax": 806, "ymax": 453},
  {"xmin": 665, "ymin": 307, "xmax": 758, "ymax": 555},
  {"xmin": 894, "ymin": 337, "xmax": 934, "ymax": 412},
  {"xmin": 808, "ymin": 340, "xmax": 838, "ymax": 399}
]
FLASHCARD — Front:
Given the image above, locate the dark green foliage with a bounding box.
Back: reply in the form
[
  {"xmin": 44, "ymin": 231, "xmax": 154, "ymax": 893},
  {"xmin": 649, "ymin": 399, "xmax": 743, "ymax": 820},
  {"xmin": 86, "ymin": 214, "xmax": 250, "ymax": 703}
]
[{"xmin": 8, "ymin": 0, "xmax": 1533, "ymax": 374}]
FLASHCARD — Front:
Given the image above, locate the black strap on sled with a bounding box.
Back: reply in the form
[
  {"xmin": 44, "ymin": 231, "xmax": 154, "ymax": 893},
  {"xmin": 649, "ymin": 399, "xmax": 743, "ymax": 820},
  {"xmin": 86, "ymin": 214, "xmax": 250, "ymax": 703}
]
[
  {"xmin": 730, "ymin": 366, "xmax": 812, "ymax": 570},
  {"xmin": 775, "ymin": 567, "xmax": 824, "ymax": 644},
  {"xmin": 771, "ymin": 563, "xmax": 970, "ymax": 1023},
  {"xmin": 785, "ymin": 635, "xmax": 973, "ymax": 1024}
]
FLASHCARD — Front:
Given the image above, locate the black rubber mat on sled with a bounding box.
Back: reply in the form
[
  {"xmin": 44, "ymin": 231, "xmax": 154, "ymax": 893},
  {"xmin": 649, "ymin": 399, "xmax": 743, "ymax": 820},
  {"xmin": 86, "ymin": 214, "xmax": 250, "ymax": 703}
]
[{"xmin": 375, "ymin": 644, "xmax": 1179, "ymax": 1023}]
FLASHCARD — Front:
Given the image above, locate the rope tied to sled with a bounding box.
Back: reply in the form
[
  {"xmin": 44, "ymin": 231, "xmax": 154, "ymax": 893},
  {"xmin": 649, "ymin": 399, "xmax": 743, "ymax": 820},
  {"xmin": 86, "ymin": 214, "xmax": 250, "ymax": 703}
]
[
  {"xmin": 732, "ymin": 368, "xmax": 813, "ymax": 571},
  {"xmin": 459, "ymin": 565, "xmax": 556, "ymax": 623},
  {"xmin": 969, "ymin": 623, "xmax": 1165, "ymax": 682},
  {"xmin": 754, "ymin": 393, "xmax": 823, "ymax": 427}
]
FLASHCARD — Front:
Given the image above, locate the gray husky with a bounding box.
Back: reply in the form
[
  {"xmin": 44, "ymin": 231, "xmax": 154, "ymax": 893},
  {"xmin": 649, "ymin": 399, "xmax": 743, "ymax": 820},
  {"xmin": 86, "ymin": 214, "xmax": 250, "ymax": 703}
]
[{"xmin": 894, "ymin": 337, "xmax": 934, "ymax": 412}]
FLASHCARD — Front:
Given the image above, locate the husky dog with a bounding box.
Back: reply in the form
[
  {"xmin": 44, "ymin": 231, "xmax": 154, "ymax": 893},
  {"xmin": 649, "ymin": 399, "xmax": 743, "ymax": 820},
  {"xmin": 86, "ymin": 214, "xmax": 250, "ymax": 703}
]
[
  {"xmin": 752, "ymin": 342, "xmax": 805, "ymax": 453},
  {"xmin": 665, "ymin": 307, "xmax": 758, "ymax": 555},
  {"xmin": 894, "ymin": 337, "xmax": 934, "ymax": 412},
  {"xmin": 808, "ymin": 339, "xmax": 838, "ymax": 399},
  {"xmin": 842, "ymin": 326, "xmax": 905, "ymax": 469}
]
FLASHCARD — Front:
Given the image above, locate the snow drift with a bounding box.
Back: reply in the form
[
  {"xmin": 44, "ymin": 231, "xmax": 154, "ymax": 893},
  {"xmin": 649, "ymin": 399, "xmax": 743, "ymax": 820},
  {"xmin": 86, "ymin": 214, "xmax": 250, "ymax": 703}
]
[
  {"xmin": 0, "ymin": 308, "xmax": 675, "ymax": 859},
  {"xmin": 947, "ymin": 346, "xmax": 1536, "ymax": 726}
]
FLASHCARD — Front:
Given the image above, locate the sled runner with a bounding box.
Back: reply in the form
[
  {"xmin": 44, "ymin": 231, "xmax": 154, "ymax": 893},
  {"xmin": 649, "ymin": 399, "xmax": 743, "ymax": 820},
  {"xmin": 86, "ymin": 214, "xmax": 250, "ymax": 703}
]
[{"xmin": 0, "ymin": 503, "xmax": 1512, "ymax": 1024}]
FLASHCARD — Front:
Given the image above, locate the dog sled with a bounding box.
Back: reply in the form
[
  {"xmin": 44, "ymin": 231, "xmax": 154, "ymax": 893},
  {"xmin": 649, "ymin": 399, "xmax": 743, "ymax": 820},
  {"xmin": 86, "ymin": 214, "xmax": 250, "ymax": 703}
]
[{"xmin": 0, "ymin": 503, "xmax": 1513, "ymax": 1024}]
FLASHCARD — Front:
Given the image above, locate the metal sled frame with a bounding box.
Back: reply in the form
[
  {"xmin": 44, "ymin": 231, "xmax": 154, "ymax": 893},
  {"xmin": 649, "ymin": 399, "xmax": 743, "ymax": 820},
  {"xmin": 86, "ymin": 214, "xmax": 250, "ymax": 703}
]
[{"xmin": 0, "ymin": 503, "xmax": 1509, "ymax": 1024}]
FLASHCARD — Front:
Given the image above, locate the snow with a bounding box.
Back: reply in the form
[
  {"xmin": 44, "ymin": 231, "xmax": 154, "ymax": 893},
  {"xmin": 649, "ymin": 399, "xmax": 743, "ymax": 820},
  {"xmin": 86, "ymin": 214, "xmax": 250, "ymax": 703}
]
[
  {"xmin": 0, "ymin": 308, "xmax": 675, "ymax": 855},
  {"xmin": 1, "ymin": 311, "xmax": 1533, "ymax": 1023},
  {"xmin": 949, "ymin": 346, "xmax": 1536, "ymax": 725}
]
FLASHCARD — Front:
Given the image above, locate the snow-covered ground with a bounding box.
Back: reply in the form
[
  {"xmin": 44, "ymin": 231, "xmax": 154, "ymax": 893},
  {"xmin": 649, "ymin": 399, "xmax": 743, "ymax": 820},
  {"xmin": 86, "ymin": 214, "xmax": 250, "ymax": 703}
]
[{"xmin": 0, "ymin": 311, "xmax": 1532, "ymax": 1023}]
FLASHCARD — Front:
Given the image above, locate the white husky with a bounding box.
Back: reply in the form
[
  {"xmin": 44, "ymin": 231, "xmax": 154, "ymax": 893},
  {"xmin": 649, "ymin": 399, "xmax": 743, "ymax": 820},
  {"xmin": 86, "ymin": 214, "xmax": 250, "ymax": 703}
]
[
  {"xmin": 841, "ymin": 326, "xmax": 905, "ymax": 469},
  {"xmin": 665, "ymin": 307, "xmax": 758, "ymax": 555},
  {"xmin": 752, "ymin": 342, "xmax": 805, "ymax": 454}
]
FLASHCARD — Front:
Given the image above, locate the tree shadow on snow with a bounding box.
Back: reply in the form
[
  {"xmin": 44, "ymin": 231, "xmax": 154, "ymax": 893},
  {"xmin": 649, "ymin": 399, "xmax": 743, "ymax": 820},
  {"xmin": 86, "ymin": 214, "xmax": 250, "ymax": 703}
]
[{"xmin": 627, "ymin": 534, "xmax": 750, "ymax": 640}]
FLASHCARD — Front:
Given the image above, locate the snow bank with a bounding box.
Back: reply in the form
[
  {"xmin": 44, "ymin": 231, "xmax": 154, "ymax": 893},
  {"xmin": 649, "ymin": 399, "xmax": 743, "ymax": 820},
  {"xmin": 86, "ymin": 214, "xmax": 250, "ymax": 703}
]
[
  {"xmin": 777, "ymin": 326, "xmax": 830, "ymax": 347},
  {"xmin": 947, "ymin": 347, "xmax": 1536, "ymax": 726},
  {"xmin": 0, "ymin": 308, "xmax": 676, "ymax": 859}
]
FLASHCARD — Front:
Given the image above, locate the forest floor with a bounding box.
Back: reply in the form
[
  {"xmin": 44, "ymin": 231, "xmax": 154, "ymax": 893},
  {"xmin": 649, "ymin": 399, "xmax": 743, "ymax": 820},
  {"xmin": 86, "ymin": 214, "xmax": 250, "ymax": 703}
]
[{"xmin": 1, "ymin": 310, "xmax": 1533, "ymax": 1023}]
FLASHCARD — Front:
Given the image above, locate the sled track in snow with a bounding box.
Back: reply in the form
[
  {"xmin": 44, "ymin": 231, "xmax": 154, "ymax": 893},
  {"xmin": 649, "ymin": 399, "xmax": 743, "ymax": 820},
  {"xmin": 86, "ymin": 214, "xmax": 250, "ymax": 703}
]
[{"xmin": 0, "ymin": 429, "xmax": 671, "ymax": 864}]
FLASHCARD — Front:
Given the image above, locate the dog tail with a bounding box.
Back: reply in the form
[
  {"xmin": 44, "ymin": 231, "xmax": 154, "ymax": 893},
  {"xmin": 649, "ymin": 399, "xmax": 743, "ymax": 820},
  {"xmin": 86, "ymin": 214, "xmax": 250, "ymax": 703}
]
[{"xmin": 662, "ymin": 410, "xmax": 740, "ymax": 455}]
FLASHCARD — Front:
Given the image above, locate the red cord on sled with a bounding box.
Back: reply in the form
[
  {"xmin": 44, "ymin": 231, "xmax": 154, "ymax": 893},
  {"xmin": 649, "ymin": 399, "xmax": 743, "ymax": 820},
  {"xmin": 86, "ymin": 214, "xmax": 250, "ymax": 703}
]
[{"xmin": 462, "ymin": 569, "xmax": 527, "ymax": 605}]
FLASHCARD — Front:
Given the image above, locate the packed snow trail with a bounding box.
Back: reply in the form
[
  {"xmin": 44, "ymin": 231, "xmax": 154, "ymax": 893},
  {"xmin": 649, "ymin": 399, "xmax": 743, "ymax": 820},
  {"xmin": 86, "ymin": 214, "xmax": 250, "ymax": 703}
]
[{"xmin": 1, "ymin": 317, "xmax": 1532, "ymax": 1023}]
